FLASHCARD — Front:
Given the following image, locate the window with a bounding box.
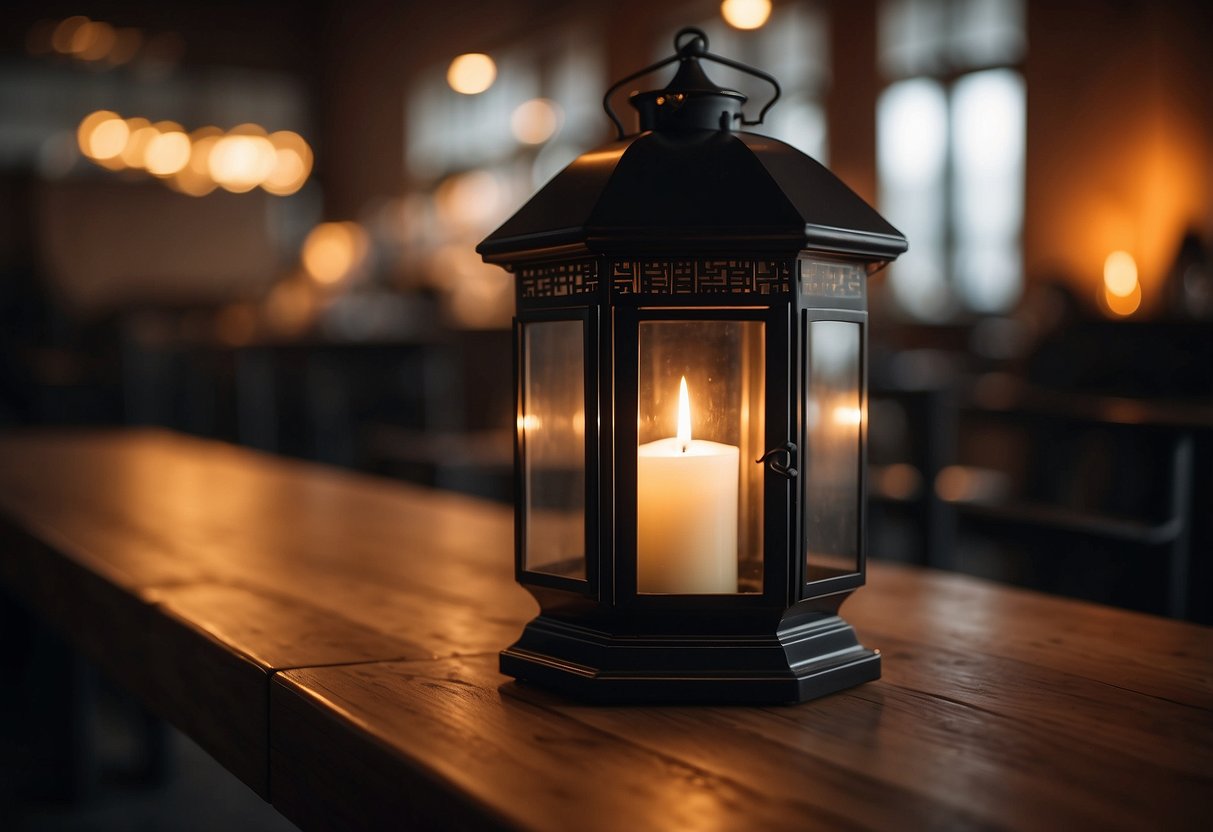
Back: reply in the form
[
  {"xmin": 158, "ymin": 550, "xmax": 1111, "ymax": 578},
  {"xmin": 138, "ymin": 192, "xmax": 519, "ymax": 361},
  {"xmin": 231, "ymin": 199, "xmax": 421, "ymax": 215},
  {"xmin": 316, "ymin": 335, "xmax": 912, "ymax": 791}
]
[{"xmin": 877, "ymin": 0, "xmax": 1026, "ymax": 321}]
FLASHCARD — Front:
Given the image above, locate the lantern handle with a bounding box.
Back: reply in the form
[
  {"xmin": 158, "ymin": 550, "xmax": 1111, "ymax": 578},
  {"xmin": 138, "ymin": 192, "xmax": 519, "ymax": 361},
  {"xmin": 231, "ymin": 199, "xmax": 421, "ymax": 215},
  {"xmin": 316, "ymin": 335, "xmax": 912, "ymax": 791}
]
[
  {"xmin": 601, "ymin": 53, "xmax": 681, "ymax": 140},
  {"xmin": 601, "ymin": 26, "xmax": 783, "ymax": 140}
]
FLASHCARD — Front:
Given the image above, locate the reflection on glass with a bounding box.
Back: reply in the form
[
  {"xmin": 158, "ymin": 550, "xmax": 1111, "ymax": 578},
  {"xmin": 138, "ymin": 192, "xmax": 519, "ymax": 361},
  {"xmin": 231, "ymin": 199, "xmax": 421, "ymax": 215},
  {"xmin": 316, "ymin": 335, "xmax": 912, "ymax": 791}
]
[
  {"xmin": 523, "ymin": 320, "xmax": 585, "ymax": 579},
  {"xmin": 637, "ymin": 321, "xmax": 764, "ymax": 594},
  {"xmin": 804, "ymin": 320, "xmax": 861, "ymax": 582}
]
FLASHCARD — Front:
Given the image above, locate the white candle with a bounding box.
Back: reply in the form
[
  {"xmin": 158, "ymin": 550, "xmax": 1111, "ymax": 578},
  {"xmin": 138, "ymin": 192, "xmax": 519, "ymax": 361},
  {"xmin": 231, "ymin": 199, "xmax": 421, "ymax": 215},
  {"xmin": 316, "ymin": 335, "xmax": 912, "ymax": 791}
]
[{"xmin": 637, "ymin": 377, "xmax": 739, "ymax": 593}]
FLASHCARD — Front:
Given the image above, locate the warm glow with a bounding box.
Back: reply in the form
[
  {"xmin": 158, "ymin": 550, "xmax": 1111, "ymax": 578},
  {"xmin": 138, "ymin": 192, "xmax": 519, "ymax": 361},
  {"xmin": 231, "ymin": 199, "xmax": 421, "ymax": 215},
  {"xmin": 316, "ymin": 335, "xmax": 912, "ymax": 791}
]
[
  {"xmin": 1103, "ymin": 250, "xmax": 1139, "ymax": 298},
  {"xmin": 677, "ymin": 376, "xmax": 692, "ymax": 451},
  {"xmin": 209, "ymin": 130, "xmax": 277, "ymax": 192},
  {"xmin": 434, "ymin": 170, "xmax": 502, "ymax": 228},
  {"xmin": 76, "ymin": 111, "xmax": 306, "ymax": 197},
  {"xmin": 52, "ymin": 16, "xmax": 89, "ymax": 54},
  {"xmin": 935, "ymin": 465, "xmax": 1010, "ymax": 504},
  {"xmin": 145, "ymin": 128, "xmax": 191, "ymax": 176},
  {"xmin": 446, "ymin": 269, "xmax": 513, "ymax": 328},
  {"xmin": 875, "ymin": 463, "xmax": 922, "ymax": 501},
  {"xmin": 447, "ymin": 53, "xmax": 496, "ymax": 95},
  {"xmin": 1103, "ymin": 280, "xmax": 1142, "ymax": 317},
  {"xmin": 511, "ymin": 99, "xmax": 562, "ymax": 145},
  {"xmin": 119, "ymin": 118, "xmax": 156, "ymax": 168},
  {"xmin": 78, "ymin": 111, "xmax": 128, "ymax": 159},
  {"xmin": 301, "ymin": 222, "xmax": 369, "ymax": 285},
  {"xmin": 833, "ymin": 406, "xmax": 863, "ymax": 426},
  {"xmin": 262, "ymin": 131, "xmax": 313, "ymax": 195},
  {"xmin": 168, "ymin": 127, "xmax": 222, "ymax": 196},
  {"xmin": 721, "ymin": 0, "xmax": 771, "ymax": 30},
  {"xmin": 71, "ymin": 20, "xmax": 116, "ymax": 60},
  {"xmin": 264, "ymin": 278, "xmax": 317, "ymax": 337},
  {"xmin": 518, "ymin": 414, "xmax": 541, "ymax": 432}
]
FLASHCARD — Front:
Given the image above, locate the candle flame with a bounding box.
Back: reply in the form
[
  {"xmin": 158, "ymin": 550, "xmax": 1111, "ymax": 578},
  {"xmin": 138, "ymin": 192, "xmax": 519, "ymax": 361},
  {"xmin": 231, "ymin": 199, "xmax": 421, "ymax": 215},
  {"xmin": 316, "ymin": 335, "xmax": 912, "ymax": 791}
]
[{"xmin": 677, "ymin": 376, "xmax": 691, "ymax": 451}]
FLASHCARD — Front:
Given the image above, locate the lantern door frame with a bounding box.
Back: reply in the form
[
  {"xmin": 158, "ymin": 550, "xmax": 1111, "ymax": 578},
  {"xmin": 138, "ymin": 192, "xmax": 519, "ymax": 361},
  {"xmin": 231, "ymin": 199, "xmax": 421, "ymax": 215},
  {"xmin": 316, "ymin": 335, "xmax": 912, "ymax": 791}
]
[
  {"xmin": 796, "ymin": 304, "xmax": 869, "ymax": 601},
  {"xmin": 612, "ymin": 301, "xmax": 793, "ymax": 616}
]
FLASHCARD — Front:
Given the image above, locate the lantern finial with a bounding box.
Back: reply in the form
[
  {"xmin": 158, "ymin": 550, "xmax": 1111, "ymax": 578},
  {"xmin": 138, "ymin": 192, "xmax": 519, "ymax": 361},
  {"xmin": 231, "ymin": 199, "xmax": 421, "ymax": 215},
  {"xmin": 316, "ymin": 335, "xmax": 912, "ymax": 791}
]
[{"xmin": 601, "ymin": 27, "xmax": 782, "ymax": 138}]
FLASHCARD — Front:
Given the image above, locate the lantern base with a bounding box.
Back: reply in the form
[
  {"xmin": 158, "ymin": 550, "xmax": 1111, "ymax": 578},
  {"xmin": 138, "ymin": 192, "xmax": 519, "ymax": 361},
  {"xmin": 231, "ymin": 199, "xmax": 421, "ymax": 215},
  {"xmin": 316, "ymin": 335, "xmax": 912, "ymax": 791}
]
[{"xmin": 500, "ymin": 614, "xmax": 880, "ymax": 704}]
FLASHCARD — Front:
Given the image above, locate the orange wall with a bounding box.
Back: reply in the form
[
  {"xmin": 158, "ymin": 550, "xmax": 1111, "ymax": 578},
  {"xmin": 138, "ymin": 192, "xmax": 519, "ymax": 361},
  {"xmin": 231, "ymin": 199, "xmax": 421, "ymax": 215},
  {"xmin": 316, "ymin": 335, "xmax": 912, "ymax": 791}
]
[{"xmin": 1025, "ymin": 0, "xmax": 1213, "ymax": 313}]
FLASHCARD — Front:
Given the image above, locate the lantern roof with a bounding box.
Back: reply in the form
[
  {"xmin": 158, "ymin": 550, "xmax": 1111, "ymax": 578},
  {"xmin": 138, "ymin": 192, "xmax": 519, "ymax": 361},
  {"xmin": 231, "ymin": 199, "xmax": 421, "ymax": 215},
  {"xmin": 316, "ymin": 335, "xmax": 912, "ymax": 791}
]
[
  {"xmin": 477, "ymin": 128, "xmax": 908, "ymax": 264},
  {"xmin": 481, "ymin": 27, "xmax": 904, "ymax": 266}
]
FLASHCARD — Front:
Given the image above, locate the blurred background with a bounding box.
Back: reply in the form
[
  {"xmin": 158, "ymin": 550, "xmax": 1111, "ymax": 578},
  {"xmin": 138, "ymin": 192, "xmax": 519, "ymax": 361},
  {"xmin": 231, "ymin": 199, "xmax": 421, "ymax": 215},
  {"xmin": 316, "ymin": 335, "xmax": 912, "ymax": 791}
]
[
  {"xmin": 2, "ymin": 0, "xmax": 1211, "ymax": 614},
  {"xmin": 1, "ymin": 0, "xmax": 1210, "ymax": 826},
  {"xmin": 2, "ymin": 0, "xmax": 1211, "ymax": 599}
]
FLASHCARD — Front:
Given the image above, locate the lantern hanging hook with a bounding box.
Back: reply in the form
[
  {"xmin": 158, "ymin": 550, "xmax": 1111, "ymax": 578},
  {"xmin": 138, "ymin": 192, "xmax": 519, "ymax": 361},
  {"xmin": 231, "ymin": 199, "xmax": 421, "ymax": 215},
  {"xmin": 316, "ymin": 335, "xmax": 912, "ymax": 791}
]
[{"xmin": 601, "ymin": 26, "xmax": 783, "ymax": 140}]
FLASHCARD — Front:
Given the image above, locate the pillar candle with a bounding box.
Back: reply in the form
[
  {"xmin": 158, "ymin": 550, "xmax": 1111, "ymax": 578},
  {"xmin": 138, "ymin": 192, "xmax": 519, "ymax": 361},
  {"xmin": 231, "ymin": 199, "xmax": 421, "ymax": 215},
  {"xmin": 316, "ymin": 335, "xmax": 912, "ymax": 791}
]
[{"xmin": 636, "ymin": 378, "xmax": 739, "ymax": 593}]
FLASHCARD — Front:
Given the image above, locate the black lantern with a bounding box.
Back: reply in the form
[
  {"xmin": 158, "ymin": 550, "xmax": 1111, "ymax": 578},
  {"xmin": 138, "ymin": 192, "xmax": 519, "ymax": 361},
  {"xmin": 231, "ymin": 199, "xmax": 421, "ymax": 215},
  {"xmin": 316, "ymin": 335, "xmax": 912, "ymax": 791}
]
[{"xmin": 478, "ymin": 28, "xmax": 907, "ymax": 703}]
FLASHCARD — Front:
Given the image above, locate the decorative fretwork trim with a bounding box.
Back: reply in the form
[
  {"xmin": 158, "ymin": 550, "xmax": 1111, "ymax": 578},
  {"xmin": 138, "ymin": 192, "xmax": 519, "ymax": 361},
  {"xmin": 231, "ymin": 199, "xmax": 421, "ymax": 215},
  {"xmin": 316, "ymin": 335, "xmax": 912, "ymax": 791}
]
[
  {"xmin": 518, "ymin": 260, "xmax": 600, "ymax": 299},
  {"xmin": 611, "ymin": 258, "xmax": 793, "ymax": 296},
  {"xmin": 799, "ymin": 259, "xmax": 864, "ymax": 300}
]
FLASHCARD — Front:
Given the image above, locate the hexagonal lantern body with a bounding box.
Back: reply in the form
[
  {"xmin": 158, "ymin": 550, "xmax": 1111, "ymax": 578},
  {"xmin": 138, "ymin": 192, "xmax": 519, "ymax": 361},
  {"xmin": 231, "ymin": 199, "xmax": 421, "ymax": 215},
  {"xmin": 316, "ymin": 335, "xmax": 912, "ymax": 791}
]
[{"xmin": 478, "ymin": 32, "xmax": 906, "ymax": 703}]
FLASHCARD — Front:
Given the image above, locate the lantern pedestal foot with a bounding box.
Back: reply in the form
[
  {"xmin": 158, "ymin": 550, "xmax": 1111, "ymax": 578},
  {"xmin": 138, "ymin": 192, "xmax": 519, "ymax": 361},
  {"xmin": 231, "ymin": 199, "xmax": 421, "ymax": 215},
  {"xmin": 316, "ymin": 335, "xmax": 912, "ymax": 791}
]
[{"xmin": 500, "ymin": 614, "xmax": 880, "ymax": 704}]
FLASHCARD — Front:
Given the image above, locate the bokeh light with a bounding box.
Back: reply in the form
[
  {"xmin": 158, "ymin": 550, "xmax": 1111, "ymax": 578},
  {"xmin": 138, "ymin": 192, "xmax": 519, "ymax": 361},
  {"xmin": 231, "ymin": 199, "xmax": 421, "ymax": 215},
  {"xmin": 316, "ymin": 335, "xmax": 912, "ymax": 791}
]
[
  {"xmin": 511, "ymin": 99, "xmax": 562, "ymax": 145},
  {"xmin": 262, "ymin": 131, "xmax": 314, "ymax": 196},
  {"xmin": 169, "ymin": 126, "xmax": 223, "ymax": 196},
  {"xmin": 1103, "ymin": 284, "xmax": 1142, "ymax": 317},
  {"xmin": 145, "ymin": 125, "xmax": 191, "ymax": 176},
  {"xmin": 119, "ymin": 118, "xmax": 156, "ymax": 168},
  {"xmin": 71, "ymin": 20, "xmax": 117, "ymax": 61},
  {"xmin": 264, "ymin": 278, "xmax": 318, "ymax": 337},
  {"xmin": 209, "ymin": 126, "xmax": 277, "ymax": 193},
  {"xmin": 76, "ymin": 112, "xmax": 311, "ymax": 197},
  {"xmin": 435, "ymin": 170, "xmax": 502, "ymax": 229},
  {"xmin": 447, "ymin": 53, "xmax": 496, "ymax": 95},
  {"xmin": 52, "ymin": 16, "xmax": 89, "ymax": 54},
  {"xmin": 1103, "ymin": 250, "xmax": 1138, "ymax": 297},
  {"xmin": 721, "ymin": 0, "xmax": 772, "ymax": 30},
  {"xmin": 301, "ymin": 222, "xmax": 370, "ymax": 286},
  {"xmin": 78, "ymin": 111, "xmax": 127, "ymax": 159},
  {"xmin": 1101, "ymin": 250, "xmax": 1141, "ymax": 317}
]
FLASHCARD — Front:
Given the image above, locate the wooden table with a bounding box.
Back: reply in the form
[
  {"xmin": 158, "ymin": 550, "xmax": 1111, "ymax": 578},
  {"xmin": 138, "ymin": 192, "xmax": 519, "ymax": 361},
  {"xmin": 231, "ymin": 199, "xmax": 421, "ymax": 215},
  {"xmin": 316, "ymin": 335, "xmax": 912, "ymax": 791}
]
[{"xmin": 1, "ymin": 429, "xmax": 1209, "ymax": 831}]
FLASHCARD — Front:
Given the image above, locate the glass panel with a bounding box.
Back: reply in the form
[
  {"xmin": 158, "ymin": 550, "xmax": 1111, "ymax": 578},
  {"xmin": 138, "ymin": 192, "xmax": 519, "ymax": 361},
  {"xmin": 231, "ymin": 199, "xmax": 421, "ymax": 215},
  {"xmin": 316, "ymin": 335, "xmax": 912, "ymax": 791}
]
[
  {"xmin": 637, "ymin": 320, "xmax": 764, "ymax": 595},
  {"xmin": 522, "ymin": 320, "xmax": 585, "ymax": 579},
  {"xmin": 804, "ymin": 320, "xmax": 862, "ymax": 582}
]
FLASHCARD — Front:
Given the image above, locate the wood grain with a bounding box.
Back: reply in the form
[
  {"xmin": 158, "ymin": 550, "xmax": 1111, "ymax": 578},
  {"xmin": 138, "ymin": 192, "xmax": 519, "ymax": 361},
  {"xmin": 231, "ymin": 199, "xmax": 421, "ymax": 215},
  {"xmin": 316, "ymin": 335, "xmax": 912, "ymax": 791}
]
[
  {"xmin": 849, "ymin": 563, "xmax": 1213, "ymax": 709},
  {"xmin": 2, "ymin": 429, "xmax": 1210, "ymax": 831},
  {"xmin": 0, "ymin": 430, "xmax": 526, "ymax": 797},
  {"xmin": 274, "ymin": 649, "xmax": 1213, "ymax": 832}
]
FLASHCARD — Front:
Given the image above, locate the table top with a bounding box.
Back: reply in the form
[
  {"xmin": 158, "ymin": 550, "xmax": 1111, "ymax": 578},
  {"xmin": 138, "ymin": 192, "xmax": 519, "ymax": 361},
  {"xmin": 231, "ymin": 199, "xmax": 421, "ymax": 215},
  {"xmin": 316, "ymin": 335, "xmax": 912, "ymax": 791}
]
[{"xmin": 1, "ymin": 429, "xmax": 1209, "ymax": 831}]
